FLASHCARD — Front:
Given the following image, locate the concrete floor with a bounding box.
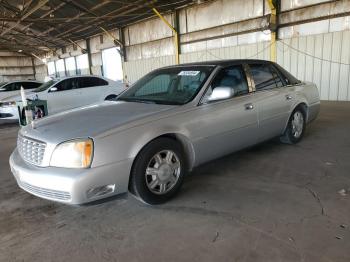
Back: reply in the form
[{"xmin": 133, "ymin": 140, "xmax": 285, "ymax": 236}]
[{"xmin": 0, "ymin": 101, "xmax": 349, "ymax": 262}]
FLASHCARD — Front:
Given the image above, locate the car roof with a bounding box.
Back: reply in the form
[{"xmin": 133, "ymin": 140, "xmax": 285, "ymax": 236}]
[
  {"xmin": 162, "ymin": 59, "xmax": 273, "ymax": 68},
  {"xmin": 4, "ymin": 80, "xmax": 42, "ymax": 83},
  {"xmin": 49, "ymin": 75, "xmax": 109, "ymax": 82}
]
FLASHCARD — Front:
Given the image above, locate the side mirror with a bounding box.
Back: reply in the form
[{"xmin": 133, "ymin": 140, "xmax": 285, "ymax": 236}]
[
  {"xmin": 207, "ymin": 87, "xmax": 234, "ymax": 102},
  {"xmin": 49, "ymin": 87, "xmax": 58, "ymax": 92}
]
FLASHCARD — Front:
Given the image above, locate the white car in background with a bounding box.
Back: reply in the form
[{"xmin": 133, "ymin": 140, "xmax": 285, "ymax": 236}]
[
  {"xmin": 0, "ymin": 80, "xmax": 43, "ymax": 101},
  {"xmin": 0, "ymin": 75, "xmax": 124, "ymax": 121}
]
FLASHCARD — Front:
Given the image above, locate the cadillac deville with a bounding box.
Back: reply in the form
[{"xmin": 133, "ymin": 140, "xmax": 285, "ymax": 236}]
[{"xmin": 9, "ymin": 60, "xmax": 320, "ymax": 205}]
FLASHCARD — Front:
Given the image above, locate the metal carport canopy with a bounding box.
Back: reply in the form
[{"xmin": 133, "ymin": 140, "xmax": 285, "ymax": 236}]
[{"xmin": 0, "ymin": 0, "xmax": 205, "ymax": 55}]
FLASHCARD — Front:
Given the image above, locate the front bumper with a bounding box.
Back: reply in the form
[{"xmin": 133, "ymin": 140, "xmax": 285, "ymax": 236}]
[
  {"xmin": 10, "ymin": 149, "xmax": 133, "ymax": 205},
  {"xmin": 0, "ymin": 106, "xmax": 19, "ymax": 120}
]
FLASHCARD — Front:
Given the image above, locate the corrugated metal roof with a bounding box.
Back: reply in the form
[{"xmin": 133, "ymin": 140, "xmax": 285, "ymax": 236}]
[{"xmin": 0, "ymin": 0, "xmax": 205, "ymax": 54}]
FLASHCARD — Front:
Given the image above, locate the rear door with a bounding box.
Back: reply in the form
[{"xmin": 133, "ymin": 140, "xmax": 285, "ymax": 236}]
[
  {"xmin": 77, "ymin": 77, "xmax": 109, "ymax": 105},
  {"xmin": 248, "ymin": 63, "xmax": 295, "ymax": 142}
]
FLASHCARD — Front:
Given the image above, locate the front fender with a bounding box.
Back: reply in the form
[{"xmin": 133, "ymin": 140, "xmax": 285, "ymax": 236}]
[{"xmin": 91, "ymin": 122, "xmax": 195, "ymax": 170}]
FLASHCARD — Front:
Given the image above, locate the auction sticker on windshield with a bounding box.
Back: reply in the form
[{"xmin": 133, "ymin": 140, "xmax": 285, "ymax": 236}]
[{"xmin": 178, "ymin": 71, "xmax": 200, "ymax": 76}]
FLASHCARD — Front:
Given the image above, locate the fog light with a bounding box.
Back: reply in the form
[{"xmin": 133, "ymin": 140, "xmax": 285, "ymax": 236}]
[{"xmin": 86, "ymin": 184, "xmax": 115, "ymax": 199}]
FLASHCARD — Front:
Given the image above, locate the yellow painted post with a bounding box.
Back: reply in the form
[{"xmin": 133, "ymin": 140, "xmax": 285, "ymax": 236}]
[
  {"xmin": 152, "ymin": 8, "xmax": 179, "ymax": 64},
  {"xmin": 267, "ymin": 0, "xmax": 277, "ymax": 62}
]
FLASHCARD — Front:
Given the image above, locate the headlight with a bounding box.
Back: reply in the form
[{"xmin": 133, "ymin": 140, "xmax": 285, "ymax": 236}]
[
  {"xmin": 50, "ymin": 138, "xmax": 94, "ymax": 168},
  {"xmin": 0, "ymin": 101, "xmax": 16, "ymax": 107}
]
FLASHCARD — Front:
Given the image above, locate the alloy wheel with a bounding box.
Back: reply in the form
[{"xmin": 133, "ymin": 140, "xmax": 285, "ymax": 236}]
[
  {"xmin": 145, "ymin": 150, "xmax": 181, "ymax": 195},
  {"xmin": 291, "ymin": 111, "xmax": 304, "ymax": 138}
]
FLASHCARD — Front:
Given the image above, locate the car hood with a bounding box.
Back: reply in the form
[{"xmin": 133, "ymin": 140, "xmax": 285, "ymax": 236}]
[{"xmin": 20, "ymin": 101, "xmax": 176, "ymax": 143}]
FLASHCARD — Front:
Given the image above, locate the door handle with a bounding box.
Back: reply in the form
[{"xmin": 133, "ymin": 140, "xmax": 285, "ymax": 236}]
[
  {"xmin": 285, "ymin": 94, "xmax": 292, "ymax": 100},
  {"xmin": 244, "ymin": 103, "xmax": 254, "ymax": 110}
]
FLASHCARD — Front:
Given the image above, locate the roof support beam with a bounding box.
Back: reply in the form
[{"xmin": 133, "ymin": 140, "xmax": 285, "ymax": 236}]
[
  {"xmin": 0, "ymin": 0, "xmax": 49, "ymax": 37},
  {"xmin": 152, "ymin": 8, "xmax": 179, "ymax": 64},
  {"xmin": 38, "ymin": 1, "xmax": 111, "ymax": 37},
  {"xmin": 56, "ymin": 0, "xmax": 152, "ymax": 39}
]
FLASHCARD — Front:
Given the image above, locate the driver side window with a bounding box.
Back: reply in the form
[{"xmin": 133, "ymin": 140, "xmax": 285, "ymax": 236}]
[
  {"xmin": 54, "ymin": 79, "xmax": 79, "ymax": 92},
  {"xmin": 204, "ymin": 66, "xmax": 248, "ymax": 101}
]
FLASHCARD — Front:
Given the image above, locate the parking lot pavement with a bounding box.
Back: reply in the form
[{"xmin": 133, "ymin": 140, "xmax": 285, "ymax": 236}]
[{"xmin": 0, "ymin": 102, "xmax": 349, "ymax": 262}]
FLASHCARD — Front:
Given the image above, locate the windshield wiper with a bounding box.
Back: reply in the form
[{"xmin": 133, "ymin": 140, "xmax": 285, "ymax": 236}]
[{"xmin": 118, "ymin": 98, "xmax": 156, "ymax": 104}]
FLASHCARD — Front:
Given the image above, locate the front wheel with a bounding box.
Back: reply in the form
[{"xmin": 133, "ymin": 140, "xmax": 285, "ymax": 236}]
[
  {"xmin": 280, "ymin": 109, "xmax": 306, "ymax": 144},
  {"xmin": 129, "ymin": 138, "xmax": 187, "ymax": 205}
]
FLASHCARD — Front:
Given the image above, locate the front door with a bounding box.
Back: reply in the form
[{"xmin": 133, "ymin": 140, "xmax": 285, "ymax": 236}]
[
  {"xmin": 40, "ymin": 78, "xmax": 81, "ymax": 114},
  {"xmin": 190, "ymin": 65, "xmax": 258, "ymax": 165}
]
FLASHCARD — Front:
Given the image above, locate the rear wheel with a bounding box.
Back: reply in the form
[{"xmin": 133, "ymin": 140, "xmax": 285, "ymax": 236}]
[
  {"xmin": 280, "ymin": 108, "xmax": 306, "ymax": 144},
  {"xmin": 129, "ymin": 138, "xmax": 187, "ymax": 205}
]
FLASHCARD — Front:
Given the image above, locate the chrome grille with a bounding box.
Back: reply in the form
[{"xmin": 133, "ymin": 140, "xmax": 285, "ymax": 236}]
[
  {"xmin": 17, "ymin": 135, "xmax": 46, "ymax": 166},
  {"xmin": 20, "ymin": 181, "xmax": 71, "ymax": 201}
]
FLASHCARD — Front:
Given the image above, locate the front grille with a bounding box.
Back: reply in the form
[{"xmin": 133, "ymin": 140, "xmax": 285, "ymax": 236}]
[
  {"xmin": 20, "ymin": 181, "xmax": 71, "ymax": 201},
  {"xmin": 17, "ymin": 135, "xmax": 46, "ymax": 166}
]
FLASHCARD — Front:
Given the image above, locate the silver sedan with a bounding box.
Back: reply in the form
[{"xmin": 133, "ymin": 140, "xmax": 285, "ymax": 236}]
[{"xmin": 9, "ymin": 59, "xmax": 320, "ymax": 205}]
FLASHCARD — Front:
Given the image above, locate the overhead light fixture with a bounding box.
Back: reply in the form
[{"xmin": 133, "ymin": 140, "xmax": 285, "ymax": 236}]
[{"xmin": 18, "ymin": 49, "xmax": 23, "ymax": 53}]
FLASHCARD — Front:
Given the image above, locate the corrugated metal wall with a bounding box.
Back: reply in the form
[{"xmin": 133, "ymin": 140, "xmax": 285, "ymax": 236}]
[
  {"xmin": 277, "ymin": 31, "xmax": 350, "ymax": 101},
  {"xmin": 123, "ymin": 56, "xmax": 175, "ymax": 83}
]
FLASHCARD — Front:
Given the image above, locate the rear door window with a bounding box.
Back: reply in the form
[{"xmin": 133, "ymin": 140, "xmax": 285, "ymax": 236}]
[
  {"xmin": 269, "ymin": 66, "xmax": 284, "ymax": 88},
  {"xmin": 79, "ymin": 77, "xmax": 108, "ymax": 89},
  {"xmin": 273, "ymin": 64, "xmax": 301, "ymax": 85},
  {"xmin": 249, "ymin": 64, "xmax": 277, "ymax": 91},
  {"xmin": 96, "ymin": 77, "xmax": 108, "ymax": 86},
  {"xmin": 54, "ymin": 78, "xmax": 79, "ymax": 92}
]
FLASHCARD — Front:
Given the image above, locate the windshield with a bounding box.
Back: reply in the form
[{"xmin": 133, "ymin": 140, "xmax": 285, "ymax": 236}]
[
  {"xmin": 118, "ymin": 66, "xmax": 214, "ymax": 105},
  {"xmin": 33, "ymin": 80, "xmax": 58, "ymax": 92}
]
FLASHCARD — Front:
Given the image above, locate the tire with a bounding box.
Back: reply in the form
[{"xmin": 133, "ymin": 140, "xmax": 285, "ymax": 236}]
[
  {"xmin": 129, "ymin": 138, "xmax": 187, "ymax": 205},
  {"xmin": 104, "ymin": 94, "xmax": 117, "ymax": 101},
  {"xmin": 280, "ymin": 108, "xmax": 306, "ymax": 144}
]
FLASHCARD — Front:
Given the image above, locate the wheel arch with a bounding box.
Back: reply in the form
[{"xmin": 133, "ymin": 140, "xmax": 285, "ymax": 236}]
[
  {"xmin": 293, "ymin": 102, "xmax": 309, "ymax": 121},
  {"xmin": 127, "ymin": 132, "xmax": 195, "ymax": 191},
  {"xmin": 133, "ymin": 132, "xmax": 195, "ymax": 171},
  {"xmin": 282, "ymin": 102, "xmax": 309, "ymax": 134},
  {"xmin": 104, "ymin": 94, "xmax": 118, "ymax": 101}
]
